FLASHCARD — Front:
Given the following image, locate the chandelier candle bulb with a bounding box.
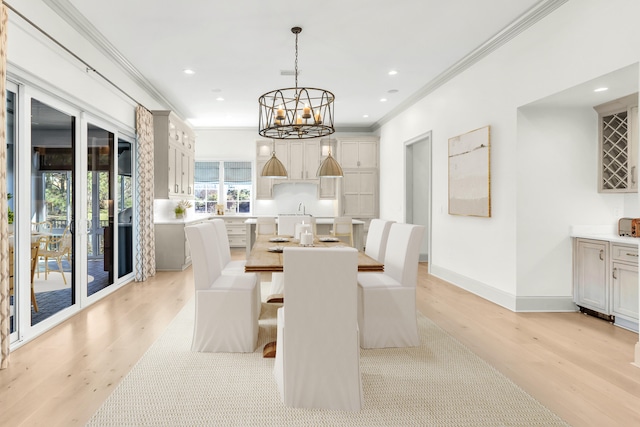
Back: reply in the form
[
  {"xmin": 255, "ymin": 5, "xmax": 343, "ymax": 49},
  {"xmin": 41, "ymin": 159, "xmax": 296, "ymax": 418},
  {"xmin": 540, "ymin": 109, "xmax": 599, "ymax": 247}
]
[
  {"xmin": 276, "ymin": 106, "xmax": 285, "ymax": 120},
  {"xmin": 315, "ymin": 113, "xmax": 322, "ymax": 124},
  {"xmin": 302, "ymin": 105, "xmax": 311, "ymax": 118}
]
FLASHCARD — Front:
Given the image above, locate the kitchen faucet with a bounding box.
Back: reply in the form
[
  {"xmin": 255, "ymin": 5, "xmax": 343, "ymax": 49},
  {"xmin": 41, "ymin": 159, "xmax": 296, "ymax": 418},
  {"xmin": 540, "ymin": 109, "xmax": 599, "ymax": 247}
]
[{"xmin": 298, "ymin": 202, "xmax": 306, "ymax": 215}]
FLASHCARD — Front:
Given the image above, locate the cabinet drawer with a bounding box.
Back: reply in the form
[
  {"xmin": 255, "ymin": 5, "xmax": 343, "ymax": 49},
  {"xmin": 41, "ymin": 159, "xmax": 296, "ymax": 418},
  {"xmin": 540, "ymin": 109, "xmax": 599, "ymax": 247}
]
[
  {"xmin": 226, "ymin": 224, "xmax": 246, "ymax": 235},
  {"xmin": 228, "ymin": 236, "xmax": 247, "ymax": 247},
  {"xmin": 611, "ymin": 244, "xmax": 639, "ymax": 264}
]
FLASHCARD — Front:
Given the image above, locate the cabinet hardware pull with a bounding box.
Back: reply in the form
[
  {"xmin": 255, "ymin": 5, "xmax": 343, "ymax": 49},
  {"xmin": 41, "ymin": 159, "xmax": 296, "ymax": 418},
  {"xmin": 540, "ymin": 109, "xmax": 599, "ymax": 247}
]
[
  {"xmin": 599, "ymin": 249, "xmax": 604, "ymax": 261},
  {"xmin": 626, "ymin": 252, "xmax": 638, "ymax": 257},
  {"xmin": 613, "ymin": 267, "xmax": 618, "ymax": 279},
  {"xmin": 175, "ymin": 184, "xmax": 179, "ymax": 193},
  {"xmin": 633, "ymin": 166, "xmax": 637, "ymax": 185}
]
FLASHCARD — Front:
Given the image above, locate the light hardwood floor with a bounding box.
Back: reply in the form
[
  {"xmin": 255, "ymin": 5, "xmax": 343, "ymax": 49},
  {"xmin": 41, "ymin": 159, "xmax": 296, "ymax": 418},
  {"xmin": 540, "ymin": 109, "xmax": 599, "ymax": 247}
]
[{"xmin": 1, "ymin": 251, "xmax": 640, "ymax": 426}]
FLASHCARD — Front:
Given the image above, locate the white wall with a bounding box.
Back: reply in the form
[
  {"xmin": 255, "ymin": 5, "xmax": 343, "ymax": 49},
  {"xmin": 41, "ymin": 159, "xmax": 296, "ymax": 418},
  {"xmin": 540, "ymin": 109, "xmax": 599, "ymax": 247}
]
[
  {"xmin": 7, "ymin": 2, "xmax": 166, "ymax": 131},
  {"xmin": 378, "ymin": 0, "xmax": 640, "ymax": 310}
]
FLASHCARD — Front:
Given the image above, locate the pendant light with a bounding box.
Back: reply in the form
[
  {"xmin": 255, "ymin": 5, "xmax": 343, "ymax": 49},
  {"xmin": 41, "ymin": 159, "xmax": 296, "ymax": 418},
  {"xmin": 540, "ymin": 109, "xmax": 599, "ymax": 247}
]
[
  {"xmin": 261, "ymin": 140, "xmax": 287, "ymax": 178},
  {"xmin": 317, "ymin": 147, "xmax": 343, "ymax": 177}
]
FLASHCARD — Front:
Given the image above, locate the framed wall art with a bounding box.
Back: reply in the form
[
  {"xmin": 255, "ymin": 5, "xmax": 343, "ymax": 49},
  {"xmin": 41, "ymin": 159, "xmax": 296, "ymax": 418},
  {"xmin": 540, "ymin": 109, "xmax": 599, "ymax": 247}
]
[{"xmin": 448, "ymin": 125, "xmax": 491, "ymax": 217}]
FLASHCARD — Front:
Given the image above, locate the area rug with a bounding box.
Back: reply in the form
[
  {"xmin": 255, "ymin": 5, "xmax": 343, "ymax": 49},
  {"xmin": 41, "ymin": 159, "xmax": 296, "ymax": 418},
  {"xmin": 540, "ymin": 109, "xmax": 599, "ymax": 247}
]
[
  {"xmin": 87, "ymin": 285, "xmax": 570, "ymax": 426},
  {"xmin": 33, "ymin": 273, "xmax": 94, "ymax": 293}
]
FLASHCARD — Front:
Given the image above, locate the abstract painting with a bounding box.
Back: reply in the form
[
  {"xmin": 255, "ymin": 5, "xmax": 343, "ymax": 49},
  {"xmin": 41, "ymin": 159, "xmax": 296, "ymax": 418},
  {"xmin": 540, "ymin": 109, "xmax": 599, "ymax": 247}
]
[{"xmin": 448, "ymin": 126, "xmax": 491, "ymax": 217}]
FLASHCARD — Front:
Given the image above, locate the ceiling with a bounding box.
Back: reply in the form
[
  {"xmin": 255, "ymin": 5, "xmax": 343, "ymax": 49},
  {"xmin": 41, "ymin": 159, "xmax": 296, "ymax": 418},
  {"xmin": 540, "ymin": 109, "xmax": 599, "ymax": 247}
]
[{"xmin": 53, "ymin": 0, "xmax": 554, "ymax": 130}]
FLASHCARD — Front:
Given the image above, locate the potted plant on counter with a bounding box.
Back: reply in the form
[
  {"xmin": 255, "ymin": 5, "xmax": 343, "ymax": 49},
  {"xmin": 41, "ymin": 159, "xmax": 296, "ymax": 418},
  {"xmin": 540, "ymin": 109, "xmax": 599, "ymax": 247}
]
[{"xmin": 174, "ymin": 199, "xmax": 192, "ymax": 219}]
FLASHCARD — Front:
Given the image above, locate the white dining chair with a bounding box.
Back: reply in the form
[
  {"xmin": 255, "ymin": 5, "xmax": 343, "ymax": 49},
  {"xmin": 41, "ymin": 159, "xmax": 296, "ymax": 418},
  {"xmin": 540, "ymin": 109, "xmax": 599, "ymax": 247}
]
[
  {"xmin": 357, "ymin": 223, "xmax": 425, "ymax": 349},
  {"xmin": 210, "ymin": 219, "xmax": 246, "ymax": 273},
  {"xmin": 331, "ymin": 216, "xmax": 354, "ymax": 247},
  {"xmin": 277, "ymin": 215, "xmax": 310, "ymax": 237},
  {"xmin": 185, "ymin": 222, "xmax": 259, "ymax": 353},
  {"xmin": 273, "ymin": 246, "xmax": 363, "ymax": 410},
  {"xmin": 364, "ymin": 219, "xmax": 394, "ymax": 263},
  {"xmin": 210, "ymin": 218, "xmax": 261, "ymax": 317},
  {"xmin": 256, "ymin": 216, "xmax": 277, "ymax": 236}
]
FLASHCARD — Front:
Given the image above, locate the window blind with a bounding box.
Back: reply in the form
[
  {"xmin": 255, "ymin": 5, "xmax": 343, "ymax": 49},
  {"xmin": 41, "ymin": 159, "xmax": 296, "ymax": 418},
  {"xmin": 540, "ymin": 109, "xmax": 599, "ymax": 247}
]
[{"xmin": 194, "ymin": 161, "xmax": 219, "ymax": 183}]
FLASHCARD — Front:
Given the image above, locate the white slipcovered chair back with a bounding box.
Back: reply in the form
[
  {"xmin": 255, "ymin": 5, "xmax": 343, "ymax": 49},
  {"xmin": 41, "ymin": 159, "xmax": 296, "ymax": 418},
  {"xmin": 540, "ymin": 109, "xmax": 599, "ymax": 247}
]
[
  {"xmin": 210, "ymin": 219, "xmax": 232, "ymax": 266},
  {"xmin": 185, "ymin": 222, "xmax": 223, "ymax": 290},
  {"xmin": 273, "ymin": 246, "xmax": 363, "ymax": 411},
  {"xmin": 256, "ymin": 217, "xmax": 277, "ymax": 235},
  {"xmin": 185, "ymin": 221, "xmax": 259, "ymax": 353},
  {"xmin": 384, "ymin": 223, "xmax": 425, "ymax": 288},
  {"xmin": 277, "ymin": 215, "xmax": 310, "ymax": 236},
  {"xmin": 364, "ymin": 219, "xmax": 394, "ymax": 263}
]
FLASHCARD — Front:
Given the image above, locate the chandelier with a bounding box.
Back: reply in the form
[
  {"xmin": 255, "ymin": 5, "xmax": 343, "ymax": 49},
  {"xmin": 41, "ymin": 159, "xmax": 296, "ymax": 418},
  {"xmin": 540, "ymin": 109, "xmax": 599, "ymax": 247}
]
[{"xmin": 258, "ymin": 27, "xmax": 335, "ymax": 140}]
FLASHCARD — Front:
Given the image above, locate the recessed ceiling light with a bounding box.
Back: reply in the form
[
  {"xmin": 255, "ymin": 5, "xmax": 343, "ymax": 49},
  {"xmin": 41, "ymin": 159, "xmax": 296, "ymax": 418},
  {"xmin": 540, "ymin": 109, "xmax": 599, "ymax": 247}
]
[
  {"xmin": 380, "ymin": 98, "xmax": 387, "ymax": 102},
  {"xmin": 216, "ymin": 97, "xmax": 224, "ymax": 101},
  {"xmin": 183, "ymin": 69, "xmax": 195, "ymax": 75},
  {"xmin": 594, "ymin": 87, "xmax": 608, "ymax": 92},
  {"xmin": 388, "ymin": 89, "xmax": 399, "ymax": 94},
  {"xmin": 211, "ymin": 88, "xmax": 222, "ymax": 93},
  {"xmin": 363, "ymin": 114, "xmax": 369, "ymax": 118},
  {"xmin": 388, "ymin": 70, "xmax": 398, "ymax": 76}
]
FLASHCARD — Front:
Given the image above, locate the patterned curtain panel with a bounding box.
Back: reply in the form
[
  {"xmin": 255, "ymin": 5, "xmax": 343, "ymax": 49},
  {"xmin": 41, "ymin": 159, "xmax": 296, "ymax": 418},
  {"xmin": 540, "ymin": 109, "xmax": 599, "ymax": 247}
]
[
  {"xmin": 135, "ymin": 105, "xmax": 156, "ymax": 281},
  {"xmin": 1, "ymin": 2, "xmax": 10, "ymax": 370}
]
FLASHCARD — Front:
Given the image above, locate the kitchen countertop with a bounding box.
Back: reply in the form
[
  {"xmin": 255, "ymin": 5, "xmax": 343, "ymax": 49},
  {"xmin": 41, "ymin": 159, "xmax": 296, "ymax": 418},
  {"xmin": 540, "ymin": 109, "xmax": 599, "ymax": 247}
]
[
  {"xmin": 244, "ymin": 217, "xmax": 365, "ymax": 225},
  {"xmin": 570, "ymin": 225, "xmax": 640, "ymax": 245}
]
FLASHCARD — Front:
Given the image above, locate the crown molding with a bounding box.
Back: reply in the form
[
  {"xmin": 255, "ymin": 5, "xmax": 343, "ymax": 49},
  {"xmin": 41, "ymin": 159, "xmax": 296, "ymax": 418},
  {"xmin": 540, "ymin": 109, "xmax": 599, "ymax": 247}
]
[
  {"xmin": 41, "ymin": 0, "xmax": 183, "ymax": 116},
  {"xmin": 372, "ymin": 0, "xmax": 570, "ymax": 130}
]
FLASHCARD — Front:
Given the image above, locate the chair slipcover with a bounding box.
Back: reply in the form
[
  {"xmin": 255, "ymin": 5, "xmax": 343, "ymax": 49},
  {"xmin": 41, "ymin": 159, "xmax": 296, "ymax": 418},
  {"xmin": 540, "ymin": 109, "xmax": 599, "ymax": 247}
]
[
  {"xmin": 210, "ymin": 219, "xmax": 246, "ymax": 273},
  {"xmin": 273, "ymin": 247, "xmax": 363, "ymax": 411},
  {"xmin": 357, "ymin": 223, "xmax": 425, "ymax": 349},
  {"xmin": 277, "ymin": 215, "xmax": 310, "ymax": 237},
  {"xmin": 332, "ymin": 216, "xmax": 354, "ymax": 247},
  {"xmin": 364, "ymin": 219, "xmax": 394, "ymax": 263},
  {"xmin": 256, "ymin": 217, "xmax": 277, "ymax": 235},
  {"xmin": 185, "ymin": 222, "xmax": 259, "ymax": 353}
]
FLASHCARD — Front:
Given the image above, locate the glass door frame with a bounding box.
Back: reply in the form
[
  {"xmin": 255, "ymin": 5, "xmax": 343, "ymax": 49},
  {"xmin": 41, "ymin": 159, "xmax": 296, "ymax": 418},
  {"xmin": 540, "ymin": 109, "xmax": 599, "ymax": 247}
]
[
  {"xmin": 7, "ymin": 80, "xmax": 19, "ymax": 344},
  {"xmin": 14, "ymin": 86, "xmax": 83, "ymax": 339},
  {"xmin": 9, "ymin": 85, "xmax": 137, "ymax": 347}
]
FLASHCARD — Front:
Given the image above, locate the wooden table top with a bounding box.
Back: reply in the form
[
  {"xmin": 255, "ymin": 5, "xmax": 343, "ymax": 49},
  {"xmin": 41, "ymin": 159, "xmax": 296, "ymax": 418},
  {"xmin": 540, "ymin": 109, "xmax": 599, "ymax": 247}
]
[{"xmin": 244, "ymin": 235, "xmax": 384, "ymax": 273}]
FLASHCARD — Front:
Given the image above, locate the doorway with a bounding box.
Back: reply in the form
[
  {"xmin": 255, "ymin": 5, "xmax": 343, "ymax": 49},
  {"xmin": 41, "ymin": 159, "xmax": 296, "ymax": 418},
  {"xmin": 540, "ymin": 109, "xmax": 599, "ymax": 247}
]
[{"xmin": 405, "ymin": 132, "xmax": 431, "ymax": 262}]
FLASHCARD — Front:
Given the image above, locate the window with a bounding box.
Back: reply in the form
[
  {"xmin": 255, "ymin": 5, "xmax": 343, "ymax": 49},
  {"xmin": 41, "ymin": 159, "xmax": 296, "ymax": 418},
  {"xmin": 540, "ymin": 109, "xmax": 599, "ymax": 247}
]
[{"xmin": 195, "ymin": 161, "xmax": 252, "ymax": 214}]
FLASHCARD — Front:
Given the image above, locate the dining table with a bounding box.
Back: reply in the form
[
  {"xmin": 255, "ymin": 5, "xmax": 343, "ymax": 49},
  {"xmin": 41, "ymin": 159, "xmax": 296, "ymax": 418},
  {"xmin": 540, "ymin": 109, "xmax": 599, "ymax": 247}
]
[
  {"xmin": 244, "ymin": 234, "xmax": 384, "ymax": 273},
  {"xmin": 245, "ymin": 234, "xmax": 383, "ymax": 358}
]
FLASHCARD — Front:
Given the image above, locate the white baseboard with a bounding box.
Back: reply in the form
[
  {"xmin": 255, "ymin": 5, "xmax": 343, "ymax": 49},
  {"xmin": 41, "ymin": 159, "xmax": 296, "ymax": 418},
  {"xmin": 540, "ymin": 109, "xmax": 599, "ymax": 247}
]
[{"xmin": 430, "ymin": 265, "xmax": 577, "ymax": 313}]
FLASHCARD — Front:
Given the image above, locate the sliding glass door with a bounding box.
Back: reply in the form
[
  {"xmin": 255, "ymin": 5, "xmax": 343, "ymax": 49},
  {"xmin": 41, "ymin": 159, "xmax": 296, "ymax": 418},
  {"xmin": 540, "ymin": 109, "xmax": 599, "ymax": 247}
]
[
  {"xmin": 86, "ymin": 123, "xmax": 114, "ymax": 296},
  {"xmin": 6, "ymin": 83, "xmax": 136, "ymax": 344},
  {"xmin": 30, "ymin": 98, "xmax": 76, "ymax": 326}
]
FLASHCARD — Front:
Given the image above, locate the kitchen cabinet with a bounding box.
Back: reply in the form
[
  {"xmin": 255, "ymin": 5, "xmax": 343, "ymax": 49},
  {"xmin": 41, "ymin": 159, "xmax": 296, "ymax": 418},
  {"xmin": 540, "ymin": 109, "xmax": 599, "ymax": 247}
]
[
  {"xmin": 339, "ymin": 137, "xmax": 378, "ymax": 169},
  {"xmin": 223, "ymin": 217, "xmax": 248, "ymax": 247},
  {"xmin": 155, "ymin": 217, "xmax": 207, "ymax": 271},
  {"xmin": 153, "ymin": 110, "xmax": 196, "ymax": 199},
  {"xmin": 573, "ymin": 238, "xmax": 638, "ymax": 332},
  {"xmin": 255, "ymin": 157, "xmax": 274, "ymax": 200},
  {"xmin": 337, "ymin": 137, "xmax": 379, "ymax": 218},
  {"xmin": 275, "ymin": 140, "xmax": 321, "ymax": 181},
  {"xmin": 611, "ymin": 243, "xmax": 639, "ymax": 331},
  {"xmin": 594, "ymin": 93, "xmax": 638, "ymax": 193},
  {"xmin": 342, "ymin": 169, "xmax": 378, "ymax": 218},
  {"xmin": 574, "ymin": 238, "xmax": 609, "ymax": 314}
]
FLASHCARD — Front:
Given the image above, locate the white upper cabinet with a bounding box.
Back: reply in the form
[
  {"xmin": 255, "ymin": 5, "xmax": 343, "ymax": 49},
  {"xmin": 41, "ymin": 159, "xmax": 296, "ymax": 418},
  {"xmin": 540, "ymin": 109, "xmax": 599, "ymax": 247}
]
[
  {"xmin": 153, "ymin": 111, "xmax": 196, "ymax": 199},
  {"xmin": 594, "ymin": 93, "xmax": 638, "ymax": 193},
  {"xmin": 339, "ymin": 137, "xmax": 378, "ymax": 169}
]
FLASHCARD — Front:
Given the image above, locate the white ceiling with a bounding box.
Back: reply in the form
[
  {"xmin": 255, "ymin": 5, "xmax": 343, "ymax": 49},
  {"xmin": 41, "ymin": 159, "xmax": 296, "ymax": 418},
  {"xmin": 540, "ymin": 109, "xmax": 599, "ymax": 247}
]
[{"xmin": 60, "ymin": 0, "xmax": 550, "ymax": 130}]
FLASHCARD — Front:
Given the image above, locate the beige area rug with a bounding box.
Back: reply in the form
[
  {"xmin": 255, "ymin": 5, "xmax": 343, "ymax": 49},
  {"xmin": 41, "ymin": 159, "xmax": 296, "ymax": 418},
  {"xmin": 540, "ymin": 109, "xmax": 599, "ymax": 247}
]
[
  {"xmin": 87, "ymin": 283, "xmax": 570, "ymax": 427},
  {"xmin": 33, "ymin": 273, "xmax": 94, "ymax": 293}
]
